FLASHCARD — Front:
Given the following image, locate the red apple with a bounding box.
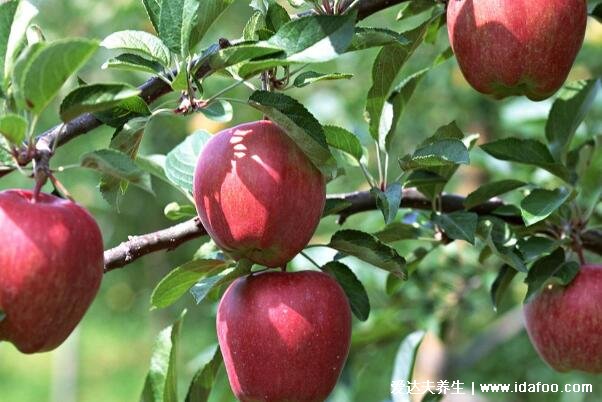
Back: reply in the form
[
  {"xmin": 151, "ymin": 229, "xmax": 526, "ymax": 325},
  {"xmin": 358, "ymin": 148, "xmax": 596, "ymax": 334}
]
[
  {"xmin": 193, "ymin": 120, "xmax": 326, "ymax": 268},
  {"xmin": 217, "ymin": 270, "xmax": 352, "ymax": 402},
  {"xmin": 524, "ymin": 264, "xmax": 602, "ymax": 373},
  {"xmin": 0, "ymin": 190, "xmax": 104, "ymax": 353},
  {"xmin": 447, "ymin": 0, "xmax": 587, "ymax": 100}
]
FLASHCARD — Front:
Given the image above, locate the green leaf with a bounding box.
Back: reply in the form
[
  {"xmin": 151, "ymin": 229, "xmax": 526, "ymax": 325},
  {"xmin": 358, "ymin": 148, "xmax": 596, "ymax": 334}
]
[
  {"xmin": 140, "ymin": 311, "xmax": 185, "ymax": 402},
  {"xmin": 577, "ymin": 136, "xmax": 602, "ymax": 219},
  {"xmin": 402, "ymin": 139, "xmax": 469, "ymax": 169},
  {"xmin": 265, "ymin": 1, "xmax": 291, "ymax": 33},
  {"xmin": 18, "ymin": 39, "xmax": 98, "ymax": 114},
  {"xmin": 189, "ymin": 0, "xmax": 234, "ymax": 51},
  {"xmin": 248, "ymin": 91, "xmax": 335, "ymax": 177},
  {"xmin": 200, "ymin": 100, "xmax": 233, "ymax": 123},
  {"xmin": 323, "ymin": 125, "xmax": 362, "ymax": 161},
  {"xmin": 94, "ymin": 95, "xmax": 151, "ymax": 128},
  {"xmin": 293, "ymin": 71, "xmax": 352, "ymax": 88},
  {"xmin": 372, "ymin": 183, "xmax": 402, "ymax": 224},
  {"xmin": 0, "ymin": 1, "xmax": 19, "ymax": 87},
  {"xmin": 366, "ymin": 21, "xmax": 431, "ymax": 143},
  {"xmin": 266, "ymin": 14, "xmax": 355, "ymax": 63},
  {"xmin": 479, "ymin": 218, "xmax": 528, "ymax": 273},
  {"xmin": 102, "ymin": 53, "xmax": 165, "ymax": 75},
  {"xmin": 190, "ymin": 260, "xmax": 253, "ymax": 304},
  {"xmin": 322, "ymin": 261, "xmax": 370, "ymax": 321},
  {"xmin": 142, "ymin": 0, "xmax": 161, "ymax": 33},
  {"xmin": 464, "ymin": 180, "xmax": 526, "ymax": 210},
  {"xmin": 207, "ymin": 42, "xmax": 282, "ymax": 71},
  {"xmin": 165, "ymin": 130, "xmax": 212, "ymax": 194},
  {"xmin": 374, "ymin": 222, "xmax": 425, "ymax": 243},
  {"xmin": 329, "ymin": 229, "xmax": 407, "ymax": 278},
  {"xmin": 0, "ymin": 113, "xmax": 27, "ymax": 144},
  {"xmin": 164, "ymin": 202, "xmax": 197, "ymax": 221},
  {"xmin": 404, "ymin": 170, "xmax": 446, "ymax": 188},
  {"xmin": 185, "ymin": 345, "xmax": 223, "ymax": 402},
  {"xmin": 432, "ymin": 211, "xmax": 477, "ymax": 244},
  {"xmin": 322, "ymin": 198, "xmax": 352, "ymax": 217},
  {"xmin": 490, "ymin": 264, "xmax": 517, "ymax": 311},
  {"xmin": 3, "ymin": 0, "xmax": 37, "ymax": 87},
  {"xmin": 236, "ymin": 14, "xmax": 356, "ymax": 77},
  {"xmin": 59, "ymin": 83, "xmax": 140, "ymax": 122},
  {"xmin": 347, "ymin": 27, "xmax": 408, "ymax": 52},
  {"xmin": 546, "ymin": 79, "xmax": 600, "ymax": 161},
  {"xmin": 151, "ymin": 259, "xmax": 230, "ymax": 309},
  {"xmin": 524, "ymin": 248, "xmax": 579, "ymax": 303},
  {"xmin": 158, "ymin": 0, "xmax": 199, "ymax": 55},
  {"xmin": 101, "ymin": 30, "xmax": 171, "ymax": 67},
  {"xmin": 81, "ymin": 148, "xmax": 153, "ymax": 194},
  {"xmin": 520, "ymin": 188, "xmax": 570, "ymax": 226},
  {"xmin": 480, "ymin": 138, "xmax": 571, "ymax": 182},
  {"xmin": 516, "ymin": 236, "xmax": 558, "ymax": 263},
  {"xmin": 391, "ymin": 330, "xmax": 426, "ymax": 402}
]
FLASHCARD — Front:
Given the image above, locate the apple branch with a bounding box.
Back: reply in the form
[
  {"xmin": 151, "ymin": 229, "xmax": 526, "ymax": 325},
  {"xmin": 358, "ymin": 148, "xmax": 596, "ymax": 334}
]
[{"xmin": 103, "ymin": 189, "xmax": 602, "ymax": 272}]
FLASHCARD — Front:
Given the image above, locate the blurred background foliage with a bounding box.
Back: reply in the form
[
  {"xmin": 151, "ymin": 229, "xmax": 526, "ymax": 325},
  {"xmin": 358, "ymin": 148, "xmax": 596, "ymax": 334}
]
[{"xmin": 0, "ymin": 1, "xmax": 601, "ymax": 401}]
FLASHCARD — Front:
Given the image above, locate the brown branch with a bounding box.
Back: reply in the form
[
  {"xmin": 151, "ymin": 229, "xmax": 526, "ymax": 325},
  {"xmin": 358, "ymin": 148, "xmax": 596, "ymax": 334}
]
[{"xmin": 102, "ymin": 189, "xmax": 601, "ymax": 271}]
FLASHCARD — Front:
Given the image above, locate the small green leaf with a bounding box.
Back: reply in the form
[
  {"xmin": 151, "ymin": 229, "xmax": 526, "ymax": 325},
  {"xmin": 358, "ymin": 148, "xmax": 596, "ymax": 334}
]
[
  {"xmin": 520, "ymin": 188, "xmax": 570, "ymax": 226},
  {"xmin": 577, "ymin": 136, "xmax": 602, "ymax": 219},
  {"xmin": 171, "ymin": 62, "xmax": 188, "ymax": 90},
  {"xmin": 374, "ymin": 222, "xmax": 425, "ymax": 243},
  {"xmin": 265, "ymin": 1, "xmax": 291, "ymax": 33},
  {"xmin": 323, "ymin": 125, "xmax": 362, "ymax": 161},
  {"xmin": 464, "ymin": 180, "xmax": 526, "ymax": 210},
  {"xmin": 140, "ymin": 311, "xmax": 186, "ymax": 402},
  {"xmin": 60, "ymin": 83, "xmax": 140, "ymax": 122},
  {"xmin": 185, "ymin": 345, "xmax": 223, "ymax": 402},
  {"xmin": 347, "ymin": 27, "xmax": 408, "ymax": 52},
  {"xmin": 322, "ymin": 198, "xmax": 352, "ymax": 217},
  {"xmin": 19, "ymin": 39, "xmax": 98, "ymax": 114},
  {"xmin": 94, "ymin": 96, "xmax": 151, "ymax": 128},
  {"xmin": 322, "ymin": 261, "xmax": 370, "ymax": 321},
  {"xmin": 490, "ymin": 264, "xmax": 517, "ymax": 311},
  {"xmin": 81, "ymin": 148, "xmax": 153, "ymax": 194},
  {"xmin": 432, "ymin": 211, "xmax": 477, "ymax": 244},
  {"xmin": 165, "ymin": 130, "xmax": 212, "ymax": 194},
  {"xmin": 189, "ymin": 0, "xmax": 234, "ymax": 51},
  {"xmin": 546, "ymin": 80, "xmax": 600, "ymax": 161},
  {"xmin": 0, "ymin": 1, "xmax": 19, "ymax": 87},
  {"xmin": 164, "ymin": 202, "xmax": 197, "ymax": 221},
  {"xmin": 142, "ymin": 0, "xmax": 161, "ymax": 33},
  {"xmin": 158, "ymin": 0, "xmax": 199, "ymax": 54},
  {"xmin": 366, "ymin": 19, "xmax": 431, "ymax": 142},
  {"xmin": 101, "ymin": 30, "xmax": 171, "ymax": 67},
  {"xmin": 151, "ymin": 259, "xmax": 230, "ymax": 309},
  {"xmin": 3, "ymin": 0, "xmax": 37, "ymax": 87},
  {"xmin": 372, "ymin": 183, "xmax": 402, "ymax": 224},
  {"xmin": 329, "ymin": 229, "xmax": 407, "ymax": 278},
  {"xmin": 402, "ymin": 139, "xmax": 469, "ymax": 169},
  {"xmin": 516, "ymin": 236, "xmax": 558, "ymax": 263},
  {"xmin": 481, "ymin": 138, "xmax": 571, "ymax": 182},
  {"xmin": 200, "ymin": 100, "xmax": 233, "ymax": 123},
  {"xmin": 0, "ymin": 113, "xmax": 27, "ymax": 144},
  {"xmin": 190, "ymin": 260, "xmax": 253, "ymax": 304},
  {"xmin": 248, "ymin": 90, "xmax": 335, "ymax": 177},
  {"xmin": 207, "ymin": 42, "xmax": 281, "ymax": 71},
  {"xmin": 293, "ymin": 71, "xmax": 352, "ymax": 88},
  {"xmin": 524, "ymin": 248, "xmax": 579, "ymax": 303},
  {"xmin": 103, "ymin": 53, "xmax": 165, "ymax": 75},
  {"xmin": 266, "ymin": 14, "xmax": 355, "ymax": 63},
  {"xmin": 391, "ymin": 330, "xmax": 426, "ymax": 402}
]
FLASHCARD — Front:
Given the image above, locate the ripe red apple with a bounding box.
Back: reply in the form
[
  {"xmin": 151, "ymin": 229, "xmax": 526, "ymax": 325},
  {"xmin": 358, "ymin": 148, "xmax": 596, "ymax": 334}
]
[
  {"xmin": 447, "ymin": 0, "xmax": 587, "ymax": 100},
  {"xmin": 193, "ymin": 120, "xmax": 326, "ymax": 268},
  {"xmin": 217, "ymin": 270, "xmax": 352, "ymax": 402},
  {"xmin": 0, "ymin": 189, "xmax": 104, "ymax": 353},
  {"xmin": 524, "ymin": 264, "xmax": 602, "ymax": 373}
]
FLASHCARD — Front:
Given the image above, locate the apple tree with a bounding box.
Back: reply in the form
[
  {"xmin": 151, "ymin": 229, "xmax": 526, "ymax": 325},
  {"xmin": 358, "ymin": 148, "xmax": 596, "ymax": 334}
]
[{"xmin": 0, "ymin": 0, "xmax": 601, "ymax": 401}]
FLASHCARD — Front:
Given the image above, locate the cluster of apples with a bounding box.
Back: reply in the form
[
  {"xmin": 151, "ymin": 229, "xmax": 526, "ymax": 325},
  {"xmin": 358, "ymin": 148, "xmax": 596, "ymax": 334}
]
[{"xmin": 192, "ymin": 120, "xmax": 352, "ymax": 401}]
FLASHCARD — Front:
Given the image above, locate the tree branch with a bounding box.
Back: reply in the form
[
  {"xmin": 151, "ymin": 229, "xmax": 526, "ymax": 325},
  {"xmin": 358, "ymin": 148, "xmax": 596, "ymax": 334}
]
[{"xmin": 103, "ymin": 189, "xmax": 601, "ymax": 271}]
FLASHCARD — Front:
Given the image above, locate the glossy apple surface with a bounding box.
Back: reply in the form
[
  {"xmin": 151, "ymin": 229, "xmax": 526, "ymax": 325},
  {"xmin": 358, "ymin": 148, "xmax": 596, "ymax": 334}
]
[
  {"xmin": 447, "ymin": 0, "xmax": 587, "ymax": 100},
  {"xmin": 193, "ymin": 120, "xmax": 325, "ymax": 267},
  {"xmin": 217, "ymin": 270, "xmax": 352, "ymax": 402},
  {"xmin": 0, "ymin": 190, "xmax": 104, "ymax": 353},
  {"xmin": 524, "ymin": 264, "xmax": 601, "ymax": 373}
]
